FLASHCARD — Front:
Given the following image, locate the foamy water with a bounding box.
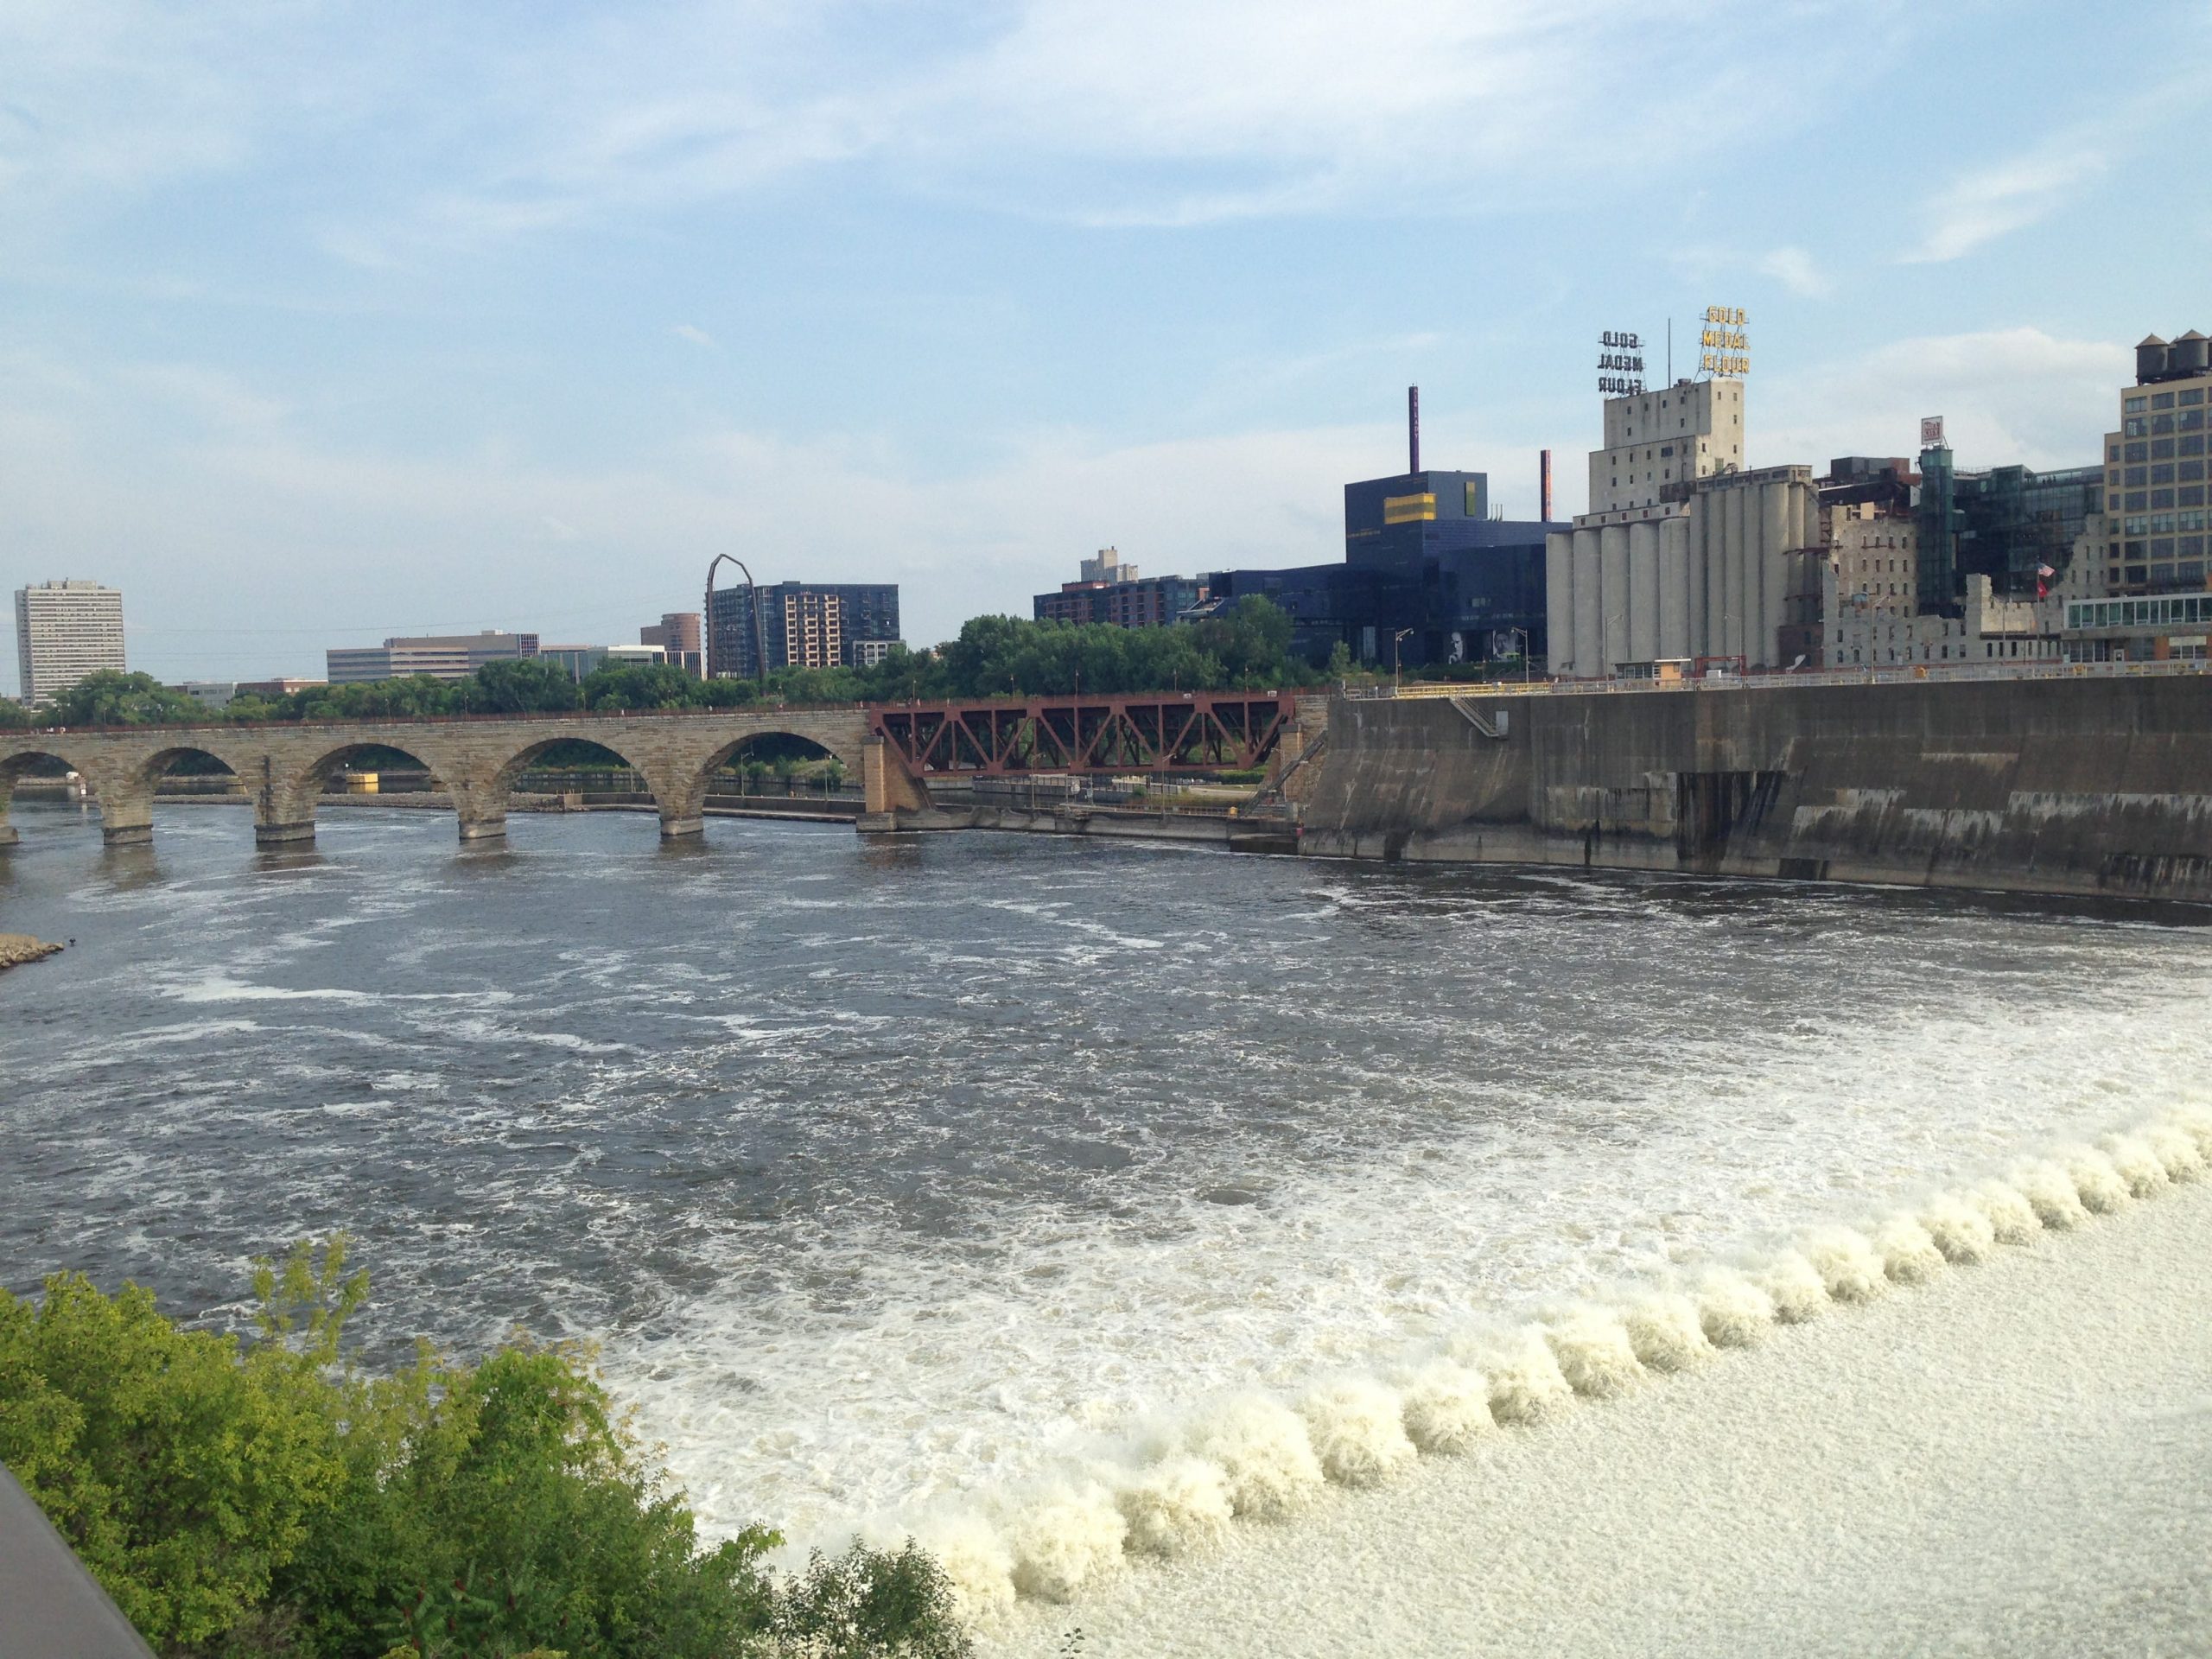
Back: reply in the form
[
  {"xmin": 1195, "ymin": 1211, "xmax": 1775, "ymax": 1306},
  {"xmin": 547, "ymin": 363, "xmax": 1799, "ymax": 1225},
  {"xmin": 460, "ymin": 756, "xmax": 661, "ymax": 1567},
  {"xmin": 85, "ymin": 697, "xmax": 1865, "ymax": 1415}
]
[{"xmin": 5, "ymin": 801, "xmax": 2210, "ymax": 1599}]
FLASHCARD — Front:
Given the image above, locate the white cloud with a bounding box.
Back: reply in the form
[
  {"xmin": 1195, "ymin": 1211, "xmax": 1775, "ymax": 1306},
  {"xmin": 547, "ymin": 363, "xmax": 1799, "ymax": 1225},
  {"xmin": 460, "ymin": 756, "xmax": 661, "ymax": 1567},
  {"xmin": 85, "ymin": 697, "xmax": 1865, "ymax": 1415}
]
[
  {"xmin": 1, "ymin": 0, "xmax": 1892, "ymax": 248},
  {"xmin": 672, "ymin": 323, "xmax": 715, "ymax": 348},
  {"xmin": 1901, "ymin": 140, "xmax": 2107, "ymax": 264},
  {"xmin": 1758, "ymin": 246, "xmax": 1829, "ymax": 299},
  {"xmin": 1755, "ymin": 327, "xmax": 2127, "ymax": 474}
]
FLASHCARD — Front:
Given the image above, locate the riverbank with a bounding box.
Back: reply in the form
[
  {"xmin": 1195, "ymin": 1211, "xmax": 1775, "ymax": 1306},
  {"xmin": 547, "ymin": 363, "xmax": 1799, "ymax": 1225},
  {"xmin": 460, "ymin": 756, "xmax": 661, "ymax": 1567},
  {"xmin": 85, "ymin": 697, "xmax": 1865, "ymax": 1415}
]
[
  {"xmin": 982, "ymin": 1166, "xmax": 2212, "ymax": 1657},
  {"xmin": 0, "ymin": 934, "xmax": 63, "ymax": 971}
]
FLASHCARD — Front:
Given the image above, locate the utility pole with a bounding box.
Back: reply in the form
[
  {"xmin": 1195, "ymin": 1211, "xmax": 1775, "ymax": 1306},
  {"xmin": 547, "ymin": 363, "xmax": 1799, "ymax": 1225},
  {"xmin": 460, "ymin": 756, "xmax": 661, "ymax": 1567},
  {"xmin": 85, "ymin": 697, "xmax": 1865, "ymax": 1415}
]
[{"xmin": 1394, "ymin": 628, "xmax": 1413, "ymax": 696}]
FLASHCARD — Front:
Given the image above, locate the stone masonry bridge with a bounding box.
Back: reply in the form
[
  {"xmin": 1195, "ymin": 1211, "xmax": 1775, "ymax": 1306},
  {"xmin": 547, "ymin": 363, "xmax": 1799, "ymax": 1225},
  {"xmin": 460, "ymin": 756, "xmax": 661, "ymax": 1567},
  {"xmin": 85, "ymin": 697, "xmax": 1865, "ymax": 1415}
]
[{"xmin": 0, "ymin": 707, "xmax": 926, "ymax": 849}]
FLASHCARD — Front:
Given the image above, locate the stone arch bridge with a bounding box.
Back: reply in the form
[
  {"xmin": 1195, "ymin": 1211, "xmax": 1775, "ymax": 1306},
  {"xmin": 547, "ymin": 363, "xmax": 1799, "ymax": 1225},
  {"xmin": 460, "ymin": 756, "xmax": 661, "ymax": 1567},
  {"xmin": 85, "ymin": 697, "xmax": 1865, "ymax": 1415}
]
[{"xmin": 0, "ymin": 707, "xmax": 919, "ymax": 849}]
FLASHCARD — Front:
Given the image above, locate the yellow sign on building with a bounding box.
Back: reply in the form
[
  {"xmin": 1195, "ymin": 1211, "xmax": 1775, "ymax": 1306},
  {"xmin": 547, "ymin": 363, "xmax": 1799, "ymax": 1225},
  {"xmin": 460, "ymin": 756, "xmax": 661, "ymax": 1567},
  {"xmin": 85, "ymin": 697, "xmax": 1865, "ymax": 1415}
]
[
  {"xmin": 1383, "ymin": 492, "xmax": 1438, "ymax": 524},
  {"xmin": 1700, "ymin": 304, "xmax": 1749, "ymax": 378}
]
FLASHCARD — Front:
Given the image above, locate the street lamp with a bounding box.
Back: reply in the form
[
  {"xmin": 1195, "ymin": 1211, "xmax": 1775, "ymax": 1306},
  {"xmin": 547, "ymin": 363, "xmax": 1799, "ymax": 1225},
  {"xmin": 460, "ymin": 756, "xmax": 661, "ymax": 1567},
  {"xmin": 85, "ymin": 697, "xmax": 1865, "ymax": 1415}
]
[
  {"xmin": 1393, "ymin": 628, "xmax": 1414, "ymax": 696},
  {"xmin": 703, "ymin": 555, "xmax": 767, "ymax": 686}
]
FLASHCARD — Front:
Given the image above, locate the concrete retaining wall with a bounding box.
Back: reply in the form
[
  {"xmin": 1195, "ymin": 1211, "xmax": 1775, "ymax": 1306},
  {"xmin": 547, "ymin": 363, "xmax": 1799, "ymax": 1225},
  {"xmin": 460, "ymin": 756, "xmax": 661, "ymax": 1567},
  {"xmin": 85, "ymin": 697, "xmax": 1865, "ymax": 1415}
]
[{"xmin": 1298, "ymin": 678, "xmax": 2212, "ymax": 901}]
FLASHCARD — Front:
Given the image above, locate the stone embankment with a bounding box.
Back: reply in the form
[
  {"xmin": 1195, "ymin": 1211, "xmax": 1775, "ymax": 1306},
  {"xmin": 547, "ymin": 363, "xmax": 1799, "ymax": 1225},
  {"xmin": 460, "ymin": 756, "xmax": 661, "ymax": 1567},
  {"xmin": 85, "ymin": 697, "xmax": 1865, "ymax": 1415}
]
[{"xmin": 0, "ymin": 934, "xmax": 64, "ymax": 971}]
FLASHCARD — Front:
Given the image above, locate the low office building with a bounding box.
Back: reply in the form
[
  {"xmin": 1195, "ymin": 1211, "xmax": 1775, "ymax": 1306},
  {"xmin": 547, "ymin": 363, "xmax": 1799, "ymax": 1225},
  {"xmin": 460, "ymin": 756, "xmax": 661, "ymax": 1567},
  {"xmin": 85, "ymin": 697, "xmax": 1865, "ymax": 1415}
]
[
  {"xmin": 639, "ymin": 613, "xmax": 702, "ymax": 674},
  {"xmin": 327, "ymin": 631, "xmax": 540, "ymax": 683},
  {"xmin": 1916, "ymin": 444, "xmax": 2100, "ymax": 611},
  {"xmin": 2061, "ymin": 591, "xmax": 2212, "ymax": 661},
  {"xmin": 539, "ymin": 644, "xmax": 666, "ymax": 681},
  {"xmin": 16, "ymin": 579, "xmax": 125, "ymax": 702},
  {"xmin": 1034, "ymin": 569, "xmax": 1206, "ymax": 627}
]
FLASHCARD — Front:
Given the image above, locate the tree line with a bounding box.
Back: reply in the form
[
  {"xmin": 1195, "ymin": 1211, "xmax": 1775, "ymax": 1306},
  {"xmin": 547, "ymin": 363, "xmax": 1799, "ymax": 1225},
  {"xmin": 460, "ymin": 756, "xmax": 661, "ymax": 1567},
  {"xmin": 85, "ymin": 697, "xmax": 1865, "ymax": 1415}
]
[{"xmin": 1, "ymin": 599, "xmax": 1329, "ymax": 729}]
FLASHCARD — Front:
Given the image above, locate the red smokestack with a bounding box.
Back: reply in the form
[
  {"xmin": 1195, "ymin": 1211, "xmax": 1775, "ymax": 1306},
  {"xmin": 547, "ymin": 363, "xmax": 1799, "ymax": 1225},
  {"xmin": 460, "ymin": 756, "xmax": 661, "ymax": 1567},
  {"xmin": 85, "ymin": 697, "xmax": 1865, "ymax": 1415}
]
[
  {"xmin": 1540, "ymin": 448, "xmax": 1554, "ymax": 522},
  {"xmin": 1408, "ymin": 385, "xmax": 1421, "ymax": 475}
]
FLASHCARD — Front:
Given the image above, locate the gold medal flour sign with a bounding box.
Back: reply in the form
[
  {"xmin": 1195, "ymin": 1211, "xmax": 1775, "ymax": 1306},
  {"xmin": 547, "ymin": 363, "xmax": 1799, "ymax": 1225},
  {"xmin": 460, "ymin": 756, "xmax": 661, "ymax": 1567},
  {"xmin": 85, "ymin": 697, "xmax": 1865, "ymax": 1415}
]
[
  {"xmin": 1700, "ymin": 305, "xmax": 1749, "ymax": 378},
  {"xmin": 1598, "ymin": 328, "xmax": 1645, "ymax": 397}
]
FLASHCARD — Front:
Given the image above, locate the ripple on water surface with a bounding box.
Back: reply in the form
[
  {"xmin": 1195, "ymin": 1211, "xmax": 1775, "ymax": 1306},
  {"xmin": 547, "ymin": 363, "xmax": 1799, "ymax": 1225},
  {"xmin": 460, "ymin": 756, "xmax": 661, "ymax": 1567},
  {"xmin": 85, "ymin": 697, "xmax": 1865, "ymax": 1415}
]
[{"xmin": 3, "ymin": 802, "xmax": 2209, "ymax": 1551}]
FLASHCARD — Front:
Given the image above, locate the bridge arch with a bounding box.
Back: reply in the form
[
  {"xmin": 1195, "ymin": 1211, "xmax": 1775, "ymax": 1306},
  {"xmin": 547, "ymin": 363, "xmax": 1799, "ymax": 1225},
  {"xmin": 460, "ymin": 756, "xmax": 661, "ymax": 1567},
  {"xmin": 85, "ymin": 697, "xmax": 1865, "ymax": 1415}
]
[
  {"xmin": 664, "ymin": 726, "xmax": 868, "ymax": 833},
  {"xmin": 264, "ymin": 738, "xmax": 463, "ymax": 849},
  {"xmin": 0, "ymin": 747, "xmax": 91, "ymax": 848}
]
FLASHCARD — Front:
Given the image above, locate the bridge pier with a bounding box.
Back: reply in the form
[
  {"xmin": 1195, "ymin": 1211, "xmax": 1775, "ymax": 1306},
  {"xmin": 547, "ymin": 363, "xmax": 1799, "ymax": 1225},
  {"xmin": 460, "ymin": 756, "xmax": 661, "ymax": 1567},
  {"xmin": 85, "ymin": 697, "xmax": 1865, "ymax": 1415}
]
[
  {"xmin": 254, "ymin": 818, "xmax": 317, "ymax": 849},
  {"xmin": 102, "ymin": 820, "xmax": 154, "ymax": 848},
  {"xmin": 455, "ymin": 812, "xmax": 507, "ymax": 842},
  {"xmin": 0, "ymin": 824, "xmax": 18, "ymax": 849},
  {"xmin": 658, "ymin": 813, "xmax": 704, "ymax": 840}
]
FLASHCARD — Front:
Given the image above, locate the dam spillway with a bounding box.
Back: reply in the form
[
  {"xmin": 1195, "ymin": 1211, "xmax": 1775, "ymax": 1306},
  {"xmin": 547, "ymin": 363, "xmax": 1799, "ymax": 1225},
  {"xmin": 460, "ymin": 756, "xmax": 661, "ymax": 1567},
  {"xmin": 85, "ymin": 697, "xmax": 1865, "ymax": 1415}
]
[{"xmin": 1296, "ymin": 672, "xmax": 2212, "ymax": 901}]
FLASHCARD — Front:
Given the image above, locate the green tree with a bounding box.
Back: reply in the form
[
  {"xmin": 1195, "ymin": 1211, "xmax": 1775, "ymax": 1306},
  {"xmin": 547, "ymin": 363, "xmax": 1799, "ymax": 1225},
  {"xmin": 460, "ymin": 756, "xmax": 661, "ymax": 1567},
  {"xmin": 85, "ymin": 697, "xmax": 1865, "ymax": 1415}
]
[
  {"xmin": 2, "ymin": 1244, "xmax": 973, "ymax": 1659},
  {"xmin": 580, "ymin": 664, "xmax": 711, "ymax": 712},
  {"xmin": 0, "ymin": 1263, "xmax": 347, "ymax": 1648},
  {"xmin": 46, "ymin": 671, "xmax": 210, "ymax": 728},
  {"xmin": 465, "ymin": 659, "xmax": 582, "ymax": 715}
]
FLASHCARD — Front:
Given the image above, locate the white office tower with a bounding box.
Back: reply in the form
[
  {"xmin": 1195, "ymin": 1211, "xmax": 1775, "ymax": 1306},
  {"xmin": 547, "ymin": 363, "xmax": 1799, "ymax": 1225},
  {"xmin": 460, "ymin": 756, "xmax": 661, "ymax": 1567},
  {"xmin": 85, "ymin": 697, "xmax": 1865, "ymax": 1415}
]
[{"xmin": 15, "ymin": 580, "xmax": 125, "ymax": 702}]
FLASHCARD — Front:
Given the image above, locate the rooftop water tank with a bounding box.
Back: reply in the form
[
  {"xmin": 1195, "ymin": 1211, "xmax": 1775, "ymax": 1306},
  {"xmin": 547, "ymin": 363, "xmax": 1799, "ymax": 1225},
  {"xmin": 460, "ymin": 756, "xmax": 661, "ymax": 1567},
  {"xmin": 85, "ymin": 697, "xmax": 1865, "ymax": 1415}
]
[
  {"xmin": 2138, "ymin": 334, "xmax": 2171, "ymax": 382},
  {"xmin": 2171, "ymin": 331, "xmax": 2210, "ymax": 376}
]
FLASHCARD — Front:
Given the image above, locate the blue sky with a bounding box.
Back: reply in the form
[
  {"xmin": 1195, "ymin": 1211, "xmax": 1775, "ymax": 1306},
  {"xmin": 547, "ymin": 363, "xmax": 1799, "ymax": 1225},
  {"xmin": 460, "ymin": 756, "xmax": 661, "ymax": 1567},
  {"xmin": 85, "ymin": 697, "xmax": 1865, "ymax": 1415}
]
[{"xmin": 4, "ymin": 0, "xmax": 2209, "ymax": 683}]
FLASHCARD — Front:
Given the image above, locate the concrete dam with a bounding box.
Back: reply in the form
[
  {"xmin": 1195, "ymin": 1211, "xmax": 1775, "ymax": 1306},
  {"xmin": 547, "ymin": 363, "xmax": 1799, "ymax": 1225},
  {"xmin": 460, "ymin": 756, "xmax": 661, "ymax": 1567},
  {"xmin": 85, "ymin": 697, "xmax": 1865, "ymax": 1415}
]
[{"xmin": 1295, "ymin": 673, "xmax": 2212, "ymax": 902}]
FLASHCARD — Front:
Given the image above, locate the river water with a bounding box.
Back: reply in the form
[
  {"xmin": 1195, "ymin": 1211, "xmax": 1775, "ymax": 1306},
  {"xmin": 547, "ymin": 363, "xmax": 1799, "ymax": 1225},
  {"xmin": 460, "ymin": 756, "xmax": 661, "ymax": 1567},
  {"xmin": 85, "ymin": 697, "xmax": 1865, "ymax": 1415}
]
[{"xmin": 4, "ymin": 801, "xmax": 2210, "ymax": 1562}]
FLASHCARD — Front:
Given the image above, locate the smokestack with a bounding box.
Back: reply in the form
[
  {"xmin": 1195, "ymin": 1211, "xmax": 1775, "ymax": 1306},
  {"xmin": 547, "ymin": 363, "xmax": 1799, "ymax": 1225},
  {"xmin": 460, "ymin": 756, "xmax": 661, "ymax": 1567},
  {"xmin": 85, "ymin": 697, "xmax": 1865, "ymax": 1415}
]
[
  {"xmin": 1540, "ymin": 448, "xmax": 1554, "ymax": 522},
  {"xmin": 1408, "ymin": 385, "xmax": 1421, "ymax": 475}
]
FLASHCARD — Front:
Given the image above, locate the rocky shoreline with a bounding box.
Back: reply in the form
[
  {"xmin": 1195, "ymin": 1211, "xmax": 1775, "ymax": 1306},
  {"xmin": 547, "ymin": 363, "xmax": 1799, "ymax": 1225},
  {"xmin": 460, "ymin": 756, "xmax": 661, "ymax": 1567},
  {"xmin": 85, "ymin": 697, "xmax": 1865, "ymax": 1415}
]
[{"xmin": 0, "ymin": 934, "xmax": 64, "ymax": 971}]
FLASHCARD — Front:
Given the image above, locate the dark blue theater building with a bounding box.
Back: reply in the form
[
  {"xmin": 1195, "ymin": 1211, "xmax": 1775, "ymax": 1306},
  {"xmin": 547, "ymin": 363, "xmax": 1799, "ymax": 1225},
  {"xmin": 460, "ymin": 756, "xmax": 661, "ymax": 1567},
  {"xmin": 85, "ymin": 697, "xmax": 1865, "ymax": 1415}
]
[{"xmin": 1198, "ymin": 462, "xmax": 1562, "ymax": 669}]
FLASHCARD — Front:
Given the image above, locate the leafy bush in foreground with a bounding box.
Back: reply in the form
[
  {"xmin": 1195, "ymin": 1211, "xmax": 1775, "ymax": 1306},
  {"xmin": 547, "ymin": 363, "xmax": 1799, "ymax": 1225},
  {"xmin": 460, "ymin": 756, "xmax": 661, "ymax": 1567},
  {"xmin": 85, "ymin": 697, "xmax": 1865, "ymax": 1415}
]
[{"xmin": 0, "ymin": 1241, "xmax": 969, "ymax": 1659}]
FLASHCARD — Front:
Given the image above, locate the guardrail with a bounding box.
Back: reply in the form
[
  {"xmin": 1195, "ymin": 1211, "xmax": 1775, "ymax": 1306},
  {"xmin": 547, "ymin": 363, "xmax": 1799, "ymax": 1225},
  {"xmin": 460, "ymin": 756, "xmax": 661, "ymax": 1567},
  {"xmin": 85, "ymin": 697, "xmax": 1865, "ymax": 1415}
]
[{"xmin": 1346, "ymin": 658, "xmax": 2212, "ymax": 700}]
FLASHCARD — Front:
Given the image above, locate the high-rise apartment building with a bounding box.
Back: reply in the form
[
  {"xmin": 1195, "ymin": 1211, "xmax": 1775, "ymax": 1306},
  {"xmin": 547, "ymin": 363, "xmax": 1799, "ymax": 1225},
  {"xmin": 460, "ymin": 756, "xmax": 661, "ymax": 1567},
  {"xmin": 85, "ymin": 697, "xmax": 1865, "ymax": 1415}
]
[
  {"xmin": 779, "ymin": 589, "xmax": 843, "ymax": 670},
  {"xmin": 705, "ymin": 582, "xmax": 899, "ymax": 676},
  {"xmin": 326, "ymin": 631, "xmax": 540, "ymax": 683},
  {"xmin": 15, "ymin": 579, "xmax": 125, "ymax": 702}
]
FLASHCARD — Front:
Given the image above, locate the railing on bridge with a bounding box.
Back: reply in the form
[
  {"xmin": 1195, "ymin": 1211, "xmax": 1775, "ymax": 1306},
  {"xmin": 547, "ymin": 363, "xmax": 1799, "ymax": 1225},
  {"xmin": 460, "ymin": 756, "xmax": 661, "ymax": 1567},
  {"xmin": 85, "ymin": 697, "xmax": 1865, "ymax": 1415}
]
[
  {"xmin": 1349, "ymin": 657, "xmax": 2212, "ymax": 701},
  {"xmin": 868, "ymin": 692, "xmax": 1294, "ymax": 777}
]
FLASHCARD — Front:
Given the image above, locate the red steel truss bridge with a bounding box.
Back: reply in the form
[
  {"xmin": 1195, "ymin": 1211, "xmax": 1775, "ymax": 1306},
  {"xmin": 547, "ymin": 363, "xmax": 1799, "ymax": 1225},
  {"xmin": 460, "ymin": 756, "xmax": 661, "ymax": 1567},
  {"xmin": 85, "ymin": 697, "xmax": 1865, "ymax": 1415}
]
[{"xmin": 867, "ymin": 691, "xmax": 1295, "ymax": 777}]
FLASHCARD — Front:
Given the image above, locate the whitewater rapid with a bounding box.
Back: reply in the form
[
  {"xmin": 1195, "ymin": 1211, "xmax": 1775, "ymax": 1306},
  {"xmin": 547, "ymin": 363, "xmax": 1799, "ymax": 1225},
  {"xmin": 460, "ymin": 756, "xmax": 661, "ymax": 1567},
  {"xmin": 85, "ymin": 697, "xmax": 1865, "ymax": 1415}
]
[{"xmin": 6, "ymin": 805, "xmax": 2212, "ymax": 1649}]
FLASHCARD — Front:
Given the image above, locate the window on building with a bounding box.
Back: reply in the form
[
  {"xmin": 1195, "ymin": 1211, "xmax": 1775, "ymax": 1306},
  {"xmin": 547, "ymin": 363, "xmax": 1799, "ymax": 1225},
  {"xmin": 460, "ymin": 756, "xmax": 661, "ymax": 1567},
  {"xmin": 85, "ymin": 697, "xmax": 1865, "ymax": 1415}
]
[
  {"xmin": 2126, "ymin": 442, "xmax": 2150, "ymax": 462},
  {"xmin": 2154, "ymin": 439, "xmax": 2178, "ymax": 460},
  {"xmin": 2154, "ymin": 464, "xmax": 2177, "ymax": 485},
  {"xmin": 2183, "ymin": 389, "xmax": 2205, "ymax": 406},
  {"xmin": 2153, "ymin": 391, "xmax": 2177, "ymax": 410},
  {"xmin": 2153, "ymin": 489, "xmax": 2178, "ymax": 508},
  {"xmin": 2183, "ymin": 435, "xmax": 2208, "ymax": 456},
  {"xmin": 2154, "ymin": 413, "xmax": 2177, "ymax": 435},
  {"xmin": 2127, "ymin": 492, "xmax": 2150, "ymax": 511}
]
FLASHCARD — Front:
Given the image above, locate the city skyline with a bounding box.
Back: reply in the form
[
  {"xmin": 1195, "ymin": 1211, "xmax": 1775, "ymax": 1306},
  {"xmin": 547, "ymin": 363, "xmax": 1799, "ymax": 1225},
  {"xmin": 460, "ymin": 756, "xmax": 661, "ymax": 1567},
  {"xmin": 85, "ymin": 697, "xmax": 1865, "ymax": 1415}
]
[{"xmin": 4, "ymin": 1, "xmax": 2209, "ymax": 686}]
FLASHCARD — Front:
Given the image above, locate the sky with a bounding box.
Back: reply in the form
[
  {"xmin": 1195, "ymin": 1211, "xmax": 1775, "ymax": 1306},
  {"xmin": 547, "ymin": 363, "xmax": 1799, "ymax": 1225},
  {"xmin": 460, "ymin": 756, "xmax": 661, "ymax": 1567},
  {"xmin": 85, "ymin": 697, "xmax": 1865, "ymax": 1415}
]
[{"xmin": 4, "ymin": 0, "xmax": 2209, "ymax": 685}]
